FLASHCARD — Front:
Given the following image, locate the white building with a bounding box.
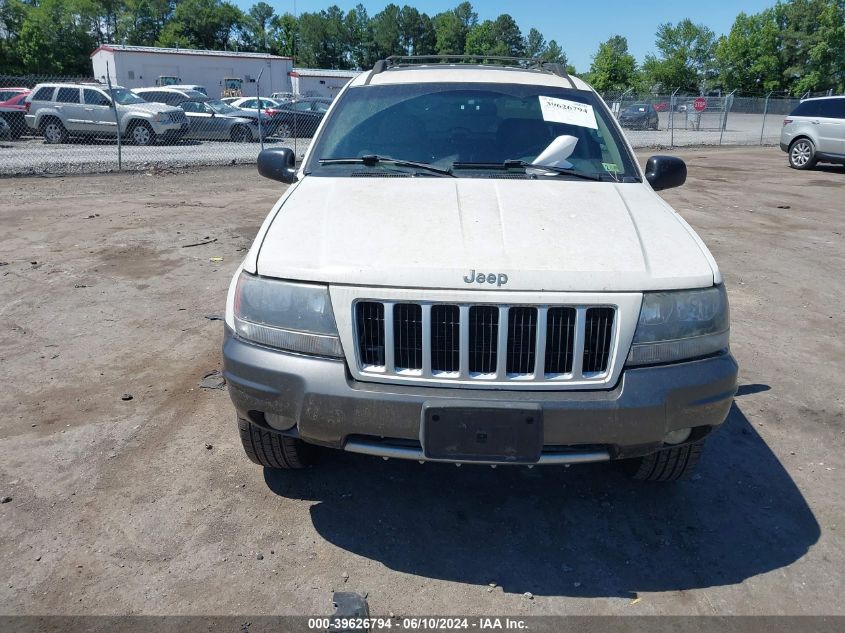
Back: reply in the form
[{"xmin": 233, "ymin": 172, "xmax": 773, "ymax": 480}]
[
  {"xmin": 91, "ymin": 45, "xmax": 293, "ymax": 99},
  {"xmin": 288, "ymin": 68, "xmax": 361, "ymax": 99}
]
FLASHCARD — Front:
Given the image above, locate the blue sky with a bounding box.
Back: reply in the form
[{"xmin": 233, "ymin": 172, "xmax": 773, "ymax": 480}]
[{"xmin": 233, "ymin": 1, "xmax": 776, "ymax": 71}]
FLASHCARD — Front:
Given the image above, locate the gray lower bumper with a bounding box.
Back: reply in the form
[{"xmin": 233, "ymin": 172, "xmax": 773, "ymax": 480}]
[{"xmin": 223, "ymin": 328, "xmax": 737, "ymax": 461}]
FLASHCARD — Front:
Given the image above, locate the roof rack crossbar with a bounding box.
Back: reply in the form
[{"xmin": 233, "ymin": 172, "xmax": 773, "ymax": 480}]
[{"xmin": 366, "ymin": 55, "xmax": 575, "ymax": 87}]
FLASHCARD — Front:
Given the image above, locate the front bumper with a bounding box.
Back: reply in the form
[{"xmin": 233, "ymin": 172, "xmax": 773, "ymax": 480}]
[{"xmin": 223, "ymin": 328, "xmax": 738, "ymax": 463}]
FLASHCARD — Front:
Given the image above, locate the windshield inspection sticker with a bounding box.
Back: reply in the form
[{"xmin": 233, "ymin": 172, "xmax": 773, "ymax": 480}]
[{"xmin": 538, "ymin": 96, "xmax": 598, "ymax": 129}]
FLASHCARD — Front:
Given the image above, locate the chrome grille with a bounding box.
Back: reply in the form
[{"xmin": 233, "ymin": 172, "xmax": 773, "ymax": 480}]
[
  {"xmin": 545, "ymin": 307, "xmax": 576, "ymax": 375},
  {"xmin": 431, "ymin": 305, "xmax": 460, "ymax": 373},
  {"xmin": 583, "ymin": 307, "xmax": 615, "ymax": 374},
  {"xmin": 468, "ymin": 306, "xmax": 499, "ymax": 374},
  {"xmin": 393, "ymin": 303, "xmax": 422, "ymax": 370},
  {"xmin": 354, "ymin": 301, "xmax": 616, "ymax": 384},
  {"xmin": 356, "ymin": 301, "xmax": 384, "ymax": 366},
  {"xmin": 507, "ymin": 307, "xmax": 537, "ymax": 374}
]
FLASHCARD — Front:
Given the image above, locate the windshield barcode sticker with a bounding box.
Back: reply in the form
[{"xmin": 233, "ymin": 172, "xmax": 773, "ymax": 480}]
[{"xmin": 538, "ymin": 96, "xmax": 598, "ymax": 129}]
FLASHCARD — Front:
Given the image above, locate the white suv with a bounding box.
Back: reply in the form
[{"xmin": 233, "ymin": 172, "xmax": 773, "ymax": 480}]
[
  {"xmin": 25, "ymin": 82, "xmax": 188, "ymax": 145},
  {"xmin": 224, "ymin": 57, "xmax": 738, "ymax": 481},
  {"xmin": 780, "ymin": 96, "xmax": 845, "ymax": 169}
]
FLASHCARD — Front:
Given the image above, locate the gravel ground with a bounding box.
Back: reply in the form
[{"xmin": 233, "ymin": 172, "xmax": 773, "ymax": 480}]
[
  {"xmin": 0, "ymin": 111, "xmax": 781, "ymax": 176},
  {"xmin": 0, "ymin": 147, "xmax": 843, "ymax": 617},
  {"xmin": 0, "ymin": 136, "xmax": 313, "ymax": 176}
]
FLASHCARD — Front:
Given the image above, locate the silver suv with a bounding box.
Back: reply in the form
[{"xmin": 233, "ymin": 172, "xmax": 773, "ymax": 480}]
[
  {"xmin": 780, "ymin": 96, "xmax": 845, "ymax": 169},
  {"xmin": 25, "ymin": 82, "xmax": 188, "ymax": 145}
]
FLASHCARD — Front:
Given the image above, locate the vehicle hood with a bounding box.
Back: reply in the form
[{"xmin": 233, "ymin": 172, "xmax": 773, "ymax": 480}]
[
  {"xmin": 128, "ymin": 102, "xmax": 180, "ymax": 115},
  {"xmin": 256, "ymin": 177, "xmax": 717, "ymax": 292}
]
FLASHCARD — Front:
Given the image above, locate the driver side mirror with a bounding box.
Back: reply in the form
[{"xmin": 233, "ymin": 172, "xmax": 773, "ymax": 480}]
[
  {"xmin": 258, "ymin": 147, "xmax": 297, "ymax": 183},
  {"xmin": 645, "ymin": 155, "xmax": 687, "ymax": 191}
]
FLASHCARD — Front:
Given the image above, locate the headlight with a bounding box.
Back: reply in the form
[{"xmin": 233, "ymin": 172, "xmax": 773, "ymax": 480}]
[
  {"xmin": 154, "ymin": 113, "xmax": 168, "ymax": 123},
  {"xmin": 233, "ymin": 272, "xmax": 342, "ymax": 358},
  {"xmin": 627, "ymin": 285, "xmax": 729, "ymax": 366}
]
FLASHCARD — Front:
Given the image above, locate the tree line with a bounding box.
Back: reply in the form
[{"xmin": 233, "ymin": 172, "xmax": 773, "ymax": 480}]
[{"xmin": 1, "ymin": 0, "xmax": 843, "ymax": 96}]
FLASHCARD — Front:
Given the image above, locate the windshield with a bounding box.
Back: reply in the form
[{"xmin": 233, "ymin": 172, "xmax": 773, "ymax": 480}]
[
  {"xmin": 306, "ymin": 83, "xmax": 638, "ymax": 180},
  {"xmin": 206, "ymin": 100, "xmax": 240, "ymax": 115},
  {"xmin": 107, "ymin": 88, "xmax": 145, "ymax": 105}
]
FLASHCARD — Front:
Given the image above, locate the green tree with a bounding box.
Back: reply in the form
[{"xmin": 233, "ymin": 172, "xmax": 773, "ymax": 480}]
[
  {"xmin": 370, "ymin": 3, "xmax": 401, "ymax": 58},
  {"xmin": 345, "ymin": 4, "xmax": 376, "ymax": 68},
  {"xmin": 398, "ymin": 5, "xmax": 434, "ymax": 55},
  {"xmin": 642, "ymin": 18, "xmax": 716, "ymax": 92},
  {"xmin": 587, "ymin": 35, "xmax": 639, "ymax": 93},
  {"xmin": 524, "ymin": 27, "xmax": 546, "ymax": 58},
  {"xmin": 432, "ymin": 2, "xmax": 475, "ymax": 55},
  {"xmin": 714, "ymin": 10, "xmax": 782, "ymax": 94},
  {"xmin": 116, "ymin": 0, "xmax": 174, "ymax": 46},
  {"xmin": 241, "ymin": 1, "xmax": 275, "ymax": 52},
  {"xmin": 269, "ymin": 12, "xmax": 298, "ymax": 57},
  {"xmin": 16, "ymin": 0, "xmax": 97, "ymax": 75},
  {"xmin": 776, "ymin": 0, "xmax": 845, "ymax": 94},
  {"xmin": 544, "ymin": 40, "xmax": 573, "ymax": 72},
  {"xmin": 465, "ymin": 14, "xmax": 523, "ymax": 57},
  {"xmin": 296, "ymin": 7, "xmax": 349, "ymax": 68},
  {"xmin": 157, "ymin": 0, "xmax": 244, "ymax": 50}
]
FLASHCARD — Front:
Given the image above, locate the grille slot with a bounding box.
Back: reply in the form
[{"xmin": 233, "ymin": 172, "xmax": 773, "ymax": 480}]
[
  {"xmin": 356, "ymin": 301, "xmax": 385, "ymax": 366},
  {"xmin": 468, "ymin": 306, "xmax": 499, "ymax": 373},
  {"xmin": 545, "ymin": 307, "xmax": 576, "ymax": 374},
  {"xmin": 583, "ymin": 307, "xmax": 615, "ymax": 373},
  {"xmin": 431, "ymin": 305, "xmax": 460, "ymax": 372},
  {"xmin": 353, "ymin": 301, "xmax": 617, "ymax": 385},
  {"xmin": 506, "ymin": 307, "xmax": 537, "ymax": 374},
  {"xmin": 393, "ymin": 303, "xmax": 422, "ymax": 370}
]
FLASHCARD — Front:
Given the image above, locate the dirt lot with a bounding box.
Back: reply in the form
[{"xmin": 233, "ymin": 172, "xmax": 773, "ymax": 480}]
[{"xmin": 1, "ymin": 147, "xmax": 843, "ymax": 617}]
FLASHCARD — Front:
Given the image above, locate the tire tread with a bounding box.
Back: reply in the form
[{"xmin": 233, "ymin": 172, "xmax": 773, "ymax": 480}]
[
  {"xmin": 238, "ymin": 417, "xmax": 310, "ymax": 469},
  {"xmin": 631, "ymin": 441, "xmax": 704, "ymax": 482}
]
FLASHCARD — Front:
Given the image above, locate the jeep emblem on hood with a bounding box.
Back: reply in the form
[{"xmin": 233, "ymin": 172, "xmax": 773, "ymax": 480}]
[{"xmin": 463, "ymin": 269, "xmax": 509, "ymax": 287}]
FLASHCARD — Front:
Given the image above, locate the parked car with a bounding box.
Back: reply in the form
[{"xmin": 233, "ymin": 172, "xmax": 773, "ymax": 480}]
[
  {"xmin": 273, "ymin": 97, "xmax": 332, "ymax": 137},
  {"xmin": 133, "ymin": 87, "xmax": 266, "ymax": 142},
  {"xmin": 24, "ymin": 83, "xmax": 188, "ymax": 145},
  {"xmin": 0, "ymin": 87, "xmax": 29, "ymax": 102},
  {"xmin": 225, "ymin": 97, "xmax": 290, "ymax": 135},
  {"xmin": 168, "ymin": 84, "xmax": 208, "ymax": 96},
  {"xmin": 618, "ymin": 103, "xmax": 659, "ymax": 130},
  {"xmin": 270, "ymin": 92, "xmax": 296, "ymax": 103},
  {"xmin": 780, "ymin": 95, "xmax": 845, "ymax": 169},
  {"xmin": 0, "ymin": 115, "xmax": 10, "ymax": 141},
  {"xmin": 0, "ymin": 91, "xmax": 30, "ymax": 139},
  {"xmin": 224, "ymin": 58, "xmax": 737, "ymax": 481}
]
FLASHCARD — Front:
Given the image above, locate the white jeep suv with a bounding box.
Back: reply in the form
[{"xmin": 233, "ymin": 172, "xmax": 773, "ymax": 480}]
[{"xmin": 224, "ymin": 57, "xmax": 738, "ymax": 481}]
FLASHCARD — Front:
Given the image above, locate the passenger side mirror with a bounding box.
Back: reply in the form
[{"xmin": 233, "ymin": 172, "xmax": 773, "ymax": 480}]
[
  {"xmin": 645, "ymin": 155, "xmax": 687, "ymax": 191},
  {"xmin": 258, "ymin": 147, "xmax": 298, "ymax": 183}
]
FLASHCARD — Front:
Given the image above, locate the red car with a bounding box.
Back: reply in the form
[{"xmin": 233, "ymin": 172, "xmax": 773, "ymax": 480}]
[{"xmin": 0, "ymin": 89, "xmax": 31, "ymax": 139}]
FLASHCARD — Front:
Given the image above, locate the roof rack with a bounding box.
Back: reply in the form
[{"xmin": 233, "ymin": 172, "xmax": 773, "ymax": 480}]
[{"xmin": 364, "ymin": 55, "xmax": 575, "ymax": 88}]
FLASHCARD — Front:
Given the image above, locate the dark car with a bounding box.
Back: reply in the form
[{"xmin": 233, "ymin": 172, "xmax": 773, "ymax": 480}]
[
  {"xmin": 619, "ymin": 103, "xmax": 659, "ymax": 130},
  {"xmin": 0, "ymin": 91, "xmax": 30, "ymax": 139},
  {"xmin": 133, "ymin": 87, "xmax": 271, "ymax": 142},
  {"xmin": 274, "ymin": 98, "xmax": 332, "ymax": 138}
]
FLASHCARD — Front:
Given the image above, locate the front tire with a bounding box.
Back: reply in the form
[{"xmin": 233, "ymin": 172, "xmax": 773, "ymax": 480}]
[
  {"xmin": 230, "ymin": 125, "xmax": 250, "ymax": 143},
  {"xmin": 129, "ymin": 121, "xmax": 156, "ymax": 146},
  {"xmin": 42, "ymin": 118, "xmax": 68, "ymax": 144},
  {"xmin": 788, "ymin": 138, "xmax": 817, "ymax": 170},
  {"xmin": 627, "ymin": 441, "xmax": 705, "ymax": 482},
  {"xmin": 237, "ymin": 417, "xmax": 314, "ymax": 469}
]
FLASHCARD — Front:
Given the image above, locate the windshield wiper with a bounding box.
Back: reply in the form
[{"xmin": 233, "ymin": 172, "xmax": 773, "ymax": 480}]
[
  {"xmin": 452, "ymin": 160, "xmax": 604, "ymax": 181},
  {"xmin": 319, "ymin": 155, "xmax": 455, "ymax": 177}
]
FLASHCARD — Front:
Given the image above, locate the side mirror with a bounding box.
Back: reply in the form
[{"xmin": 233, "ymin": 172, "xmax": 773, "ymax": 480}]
[
  {"xmin": 645, "ymin": 155, "xmax": 686, "ymax": 191},
  {"xmin": 258, "ymin": 147, "xmax": 297, "ymax": 183}
]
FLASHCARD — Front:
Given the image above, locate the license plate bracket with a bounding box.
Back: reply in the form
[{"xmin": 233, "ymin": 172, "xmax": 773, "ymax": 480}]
[{"xmin": 421, "ymin": 404, "xmax": 543, "ymax": 463}]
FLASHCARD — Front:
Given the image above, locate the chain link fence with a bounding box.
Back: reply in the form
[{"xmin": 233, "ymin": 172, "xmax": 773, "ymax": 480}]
[
  {"xmin": 0, "ymin": 75, "xmax": 318, "ymax": 176},
  {"xmin": 2, "ymin": 75, "xmax": 842, "ymax": 176},
  {"xmin": 602, "ymin": 89, "xmax": 808, "ymax": 148}
]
